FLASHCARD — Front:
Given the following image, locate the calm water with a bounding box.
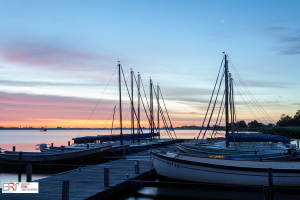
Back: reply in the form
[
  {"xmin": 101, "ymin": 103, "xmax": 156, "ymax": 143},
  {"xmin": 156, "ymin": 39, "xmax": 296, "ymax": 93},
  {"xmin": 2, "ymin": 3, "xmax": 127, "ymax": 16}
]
[{"xmin": 0, "ymin": 129, "xmax": 202, "ymax": 152}]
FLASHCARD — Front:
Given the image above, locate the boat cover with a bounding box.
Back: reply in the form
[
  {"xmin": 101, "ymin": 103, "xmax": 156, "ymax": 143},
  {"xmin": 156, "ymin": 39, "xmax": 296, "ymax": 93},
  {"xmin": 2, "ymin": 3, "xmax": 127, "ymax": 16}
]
[
  {"xmin": 73, "ymin": 132, "xmax": 159, "ymax": 143},
  {"xmin": 226, "ymin": 133, "xmax": 290, "ymax": 143}
]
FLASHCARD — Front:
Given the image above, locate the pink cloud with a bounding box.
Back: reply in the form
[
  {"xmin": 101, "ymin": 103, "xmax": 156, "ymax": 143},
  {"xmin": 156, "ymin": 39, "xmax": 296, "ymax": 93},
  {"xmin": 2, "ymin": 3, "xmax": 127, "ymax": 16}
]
[{"xmin": 0, "ymin": 41, "xmax": 115, "ymax": 73}]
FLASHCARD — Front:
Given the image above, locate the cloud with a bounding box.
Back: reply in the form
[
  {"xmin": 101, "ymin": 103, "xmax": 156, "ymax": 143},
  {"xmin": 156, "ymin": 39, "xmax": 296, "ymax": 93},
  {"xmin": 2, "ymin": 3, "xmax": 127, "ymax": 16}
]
[
  {"xmin": 260, "ymin": 26, "xmax": 300, "ymax": 55},
  {"xmin": 235, "ymin": 79, "xmax": 288, "ymax": 89},
  {"xmin": 0, "ymin": 92, "xmax": 117, "ymax": 122},
  {"xmin": 0, "ymin": 39, "xmax": 116, "ymax": 72},
  {"xmin": 0, "ymin": 80, "xmax": 106, "ymax": 88}
]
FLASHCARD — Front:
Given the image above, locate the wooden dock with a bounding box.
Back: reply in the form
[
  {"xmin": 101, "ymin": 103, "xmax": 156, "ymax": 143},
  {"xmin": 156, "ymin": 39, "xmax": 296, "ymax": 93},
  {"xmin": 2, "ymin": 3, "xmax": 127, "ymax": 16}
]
[{"xmin": 0, "ymin": 148, "xmax": 158, "ymax": 200}]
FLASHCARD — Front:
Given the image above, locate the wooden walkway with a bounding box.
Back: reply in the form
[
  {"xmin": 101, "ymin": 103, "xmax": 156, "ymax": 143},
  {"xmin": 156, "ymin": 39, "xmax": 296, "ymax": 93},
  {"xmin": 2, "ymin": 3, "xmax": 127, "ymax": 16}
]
[{"xmin": 0, "ymin": 150, "xmax": 156, "ymax": 200}]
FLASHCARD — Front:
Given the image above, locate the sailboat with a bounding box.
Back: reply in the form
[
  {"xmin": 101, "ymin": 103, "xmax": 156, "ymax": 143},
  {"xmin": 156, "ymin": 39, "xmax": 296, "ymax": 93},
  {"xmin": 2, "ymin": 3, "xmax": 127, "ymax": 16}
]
[
  {"xmin": 150, "ymin": 54, "xmax": 300, "ymax": 186},
  {"xmin": 41, "ymin": 63, "xmax": 178, "ymax": 156}
]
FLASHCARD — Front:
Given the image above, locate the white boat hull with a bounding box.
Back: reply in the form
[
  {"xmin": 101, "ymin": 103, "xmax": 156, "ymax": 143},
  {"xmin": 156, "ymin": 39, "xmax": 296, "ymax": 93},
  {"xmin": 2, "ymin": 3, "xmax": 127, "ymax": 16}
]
[{"xmin": 151, "ymin": 151, "xmax": 300, "ymax": 186}]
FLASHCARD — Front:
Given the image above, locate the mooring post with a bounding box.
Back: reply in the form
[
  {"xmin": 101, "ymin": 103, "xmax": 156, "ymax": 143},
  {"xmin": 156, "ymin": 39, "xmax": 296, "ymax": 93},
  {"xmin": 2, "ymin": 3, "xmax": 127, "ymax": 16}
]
[
  {"xmin": 18, "ymin": 151, "xmax": 22, "ymax": 182},
  {"xmin": 104, "ymin": 168, "xmax": 109, "ymax": 187},
  {"xmin": 297, "ymin": 140, "xmax": 299, "ymax": 148},
  {"xmin": 61, "ymin": 146, "xmax": 65, "ymax": 151},
  {"xmin": 87, "ymin": 144, "xmax": 89, "ymax": 149},
  {"xmin": 268, "ymin": 168, "xmax": 273, "ymax": 187},
  {"xmin": 268, "ymin": 168, "xmax": 274, "ymax": 200},
  {"xmin": 62, "ymin": 181, "xmax": 70, "ymax": 200},
  {"xmin": 263, "ymin": 185, "xmax": 271, "ymax": 200},
  {"xmin": 13, "ymin": 146, "xmax": 15, "ymax": 152},
  {"xmin": 26, "ymin": 165, "xmax": 32, "ymax": 182},
  {"xmin": 68, "ymin": 141, "xmax": 70, "ymax": 146},
  {"xmin": 123, "ymin": 148, "xmax": 126, "ymax": 157},
  {"xmin": 51, "ymin": 143, "xmax": 53, "ymax": 147},
  {"xmin": 135, "ymin": 161, "xmax": 139, "ymax": 174}
]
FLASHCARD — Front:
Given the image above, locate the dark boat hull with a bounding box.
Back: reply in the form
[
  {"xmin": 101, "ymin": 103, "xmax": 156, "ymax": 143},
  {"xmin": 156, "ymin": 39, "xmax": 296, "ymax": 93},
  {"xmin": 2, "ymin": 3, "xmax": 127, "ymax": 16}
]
[{"xmin": 0, "ymin": 145, "xmax": 113, "ymax": 165}]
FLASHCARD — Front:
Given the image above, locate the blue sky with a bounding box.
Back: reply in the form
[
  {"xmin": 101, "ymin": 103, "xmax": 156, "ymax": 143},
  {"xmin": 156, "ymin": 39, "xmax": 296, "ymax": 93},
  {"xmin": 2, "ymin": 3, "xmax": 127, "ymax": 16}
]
[{"xmin": 0, "ymin": 0, "xmax": 299, "ymax": 127}]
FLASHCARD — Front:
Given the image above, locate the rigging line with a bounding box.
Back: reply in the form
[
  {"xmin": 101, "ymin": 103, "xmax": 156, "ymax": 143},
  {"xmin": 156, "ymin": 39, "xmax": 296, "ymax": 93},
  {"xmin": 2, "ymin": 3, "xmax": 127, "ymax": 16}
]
[
  {"xmin": 233, "ymin": 81, "xmax": 264, "ymax": 122},
  {"xmin": 202, "ymin": 72, "xmax": 225, "ymax": 139},
  {"xmin": 133, "ymin": 74, "xmax": 156, "ymax": 133},
  {"xmin": 153, "ymin": 86, "xmax": 173, "ymax": 138},
  {"xmin": 121, "ymin": 66, "xmax": 146, "ymax": 135},
  {"xmin": 234, "ymin": 82, "xmax": 283, "ymax": 137},
  {"xmin": 96, "ymin": 70, "xmax": 131, "ymax": 134},
  {"xmin": 140, "ymin": 78, "xmax": 152, "ymax": 119},
  {"xmin": 159, "ymin": 88, "xmax": 177, "ymax": 138},
  {"xmin": 228, "ymin": 58, "xmax": 273, "ymax": 124},
  {"xmin": 214, "ymin": 106, "xmax": 225, "ymax": 138},
  {"xmin": 159, "ymin": 108, "xmax": 173, "ymax": 138},
  {"xmin": 197, "ymin": 58, "xmax": 224, "ymax": 140},
  {"xmin": 95, "ymin": 72, "xmax": 132, "ymax": 136},
  {"xmin": 110, "ymin": 105, "xmax": 117, "ymax": 141},
  {"xmin": 211, "ymin": 90, "xmax": 225, "ymax": 138},
  {"xmin": 229, "ymin": 60, "xmax": 291, "ymax": 137},
  {"xmin": 77, "ymin": 65, "xmax": 118, "ymax": 137}
]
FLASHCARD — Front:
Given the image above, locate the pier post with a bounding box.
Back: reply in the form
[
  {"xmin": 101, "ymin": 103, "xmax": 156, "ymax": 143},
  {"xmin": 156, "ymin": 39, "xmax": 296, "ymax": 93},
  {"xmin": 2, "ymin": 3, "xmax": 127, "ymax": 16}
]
[
  {"xmin": 263, "ymin": 185, "xmax": 271, "ymax": 200},
  {"xmin": 62, "ymin": 181, "xmax": 70, "ymax": 200},
  {"xmin": 18, "ymin": 151, "xmax": 22, "ymax": 182},
  {"xmin": 104, "ymin": 168, "xmax": 109, "ymax": 187},
  {"xmin": 135, "ymin": 161, "xmax": 139, "ymax": 174},
  {"xmin": 268, "ymin": 168, "xmax": 274, "ymax": 200},
  {"xmin": 123, "ymin": 148, "xmax": 126, "ymax": 157},
  {"xmin": 62, "ymin": 146, "xmax": 65, "ymax": 151},
  {"xmin": 297, "ymin": 140, "xmax": 299, "ymax": 148},
  {"xmin": 51, "ymin": 143, "xmax": 53, "ymax": 147},
  {"xmin": 26, "ymin": 165, "xmax": 32, "ymax": 182},
  {"xmin": 68, "ymin": 141, "xmax": 70, "ymax": 146},
  {"xmin": 268, "ymin": 168, "xmax": 273, "ymax": 186},
  {"xmin": 13, "ymin": 146, "xmax": 15, "ymax": 152},
  {"xmin": 87, "ymin": 144, "xmax": 89, "ymax": 149}
]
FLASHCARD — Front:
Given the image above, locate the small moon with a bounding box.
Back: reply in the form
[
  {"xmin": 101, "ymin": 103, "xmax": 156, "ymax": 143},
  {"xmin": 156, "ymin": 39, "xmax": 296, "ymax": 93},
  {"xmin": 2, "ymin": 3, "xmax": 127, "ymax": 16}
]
[{"xmin": 222, "ymin": 20, "xmax": 224, "ymax": 22}]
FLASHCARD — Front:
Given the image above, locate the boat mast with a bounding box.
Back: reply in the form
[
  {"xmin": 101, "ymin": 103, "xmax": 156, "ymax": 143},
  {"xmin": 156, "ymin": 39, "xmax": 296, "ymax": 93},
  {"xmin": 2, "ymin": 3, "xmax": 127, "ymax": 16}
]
[
  {"xmin": 150, "ymin": 78, "xmax": 153, "ymax": 141},
  {"xmin": 137, "ymin": 72, "xmax": 140, "ymax": 143},
  {"xmin": 157, "ymin": 83, "xmax": 160, "ymax": 140},
  {"xmin": 118, "ymin": 62, "xmax": 123, "ymax": 145},
  {"xmin": 225, "ymin": 55, "xmax": 229, "ymax": 147},
  {"xmin": 131, "ymin": 69, "xmax": 134, "ymax": 144}
]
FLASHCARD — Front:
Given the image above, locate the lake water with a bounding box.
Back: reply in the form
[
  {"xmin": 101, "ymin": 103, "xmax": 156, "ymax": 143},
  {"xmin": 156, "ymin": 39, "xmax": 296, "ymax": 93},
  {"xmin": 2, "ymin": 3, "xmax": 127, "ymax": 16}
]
[{"xmin": 0, "ymin": 129, "xmax": 209, "ymax": 152}]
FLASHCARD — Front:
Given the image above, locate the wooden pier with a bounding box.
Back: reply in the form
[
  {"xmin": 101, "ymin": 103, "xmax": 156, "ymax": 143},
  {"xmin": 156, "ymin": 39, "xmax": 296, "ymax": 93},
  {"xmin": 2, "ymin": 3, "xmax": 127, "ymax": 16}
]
[{"xmin": 0, "ymin": 149, "xmax": 156, "ymax": 200}]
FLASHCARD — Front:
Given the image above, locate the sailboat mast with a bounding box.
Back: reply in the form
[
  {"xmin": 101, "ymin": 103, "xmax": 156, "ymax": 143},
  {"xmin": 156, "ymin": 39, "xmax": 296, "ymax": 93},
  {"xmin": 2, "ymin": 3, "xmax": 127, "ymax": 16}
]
[
  {"xmin": 225, "ymin": 55, "xmax": 229, "ymax": 147},
  {"xmin": 137, "ymin": 73, "xmax": 140, "ymax": 143},
  {"xmin": 118, "ymin": 62, "xmax": 123, "ymax": 145},
  {"xmin": 150, "ymin": 78, "xmax": 153, "ymax": 141},
  {"xmin": 131, "ymin": 69, "xmax": 134, "ymax": 144},
  {"xmin": 157, "ymin": 83, "xmax": 160, "ymax": 140}
]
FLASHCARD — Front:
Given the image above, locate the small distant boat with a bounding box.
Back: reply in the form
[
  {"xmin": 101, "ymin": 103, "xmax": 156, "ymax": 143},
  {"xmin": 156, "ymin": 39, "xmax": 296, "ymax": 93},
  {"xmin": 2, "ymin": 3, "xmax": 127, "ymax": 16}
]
[{"xmin": 40, "ymin": 125, "xmax": 47, "ymax": 132}]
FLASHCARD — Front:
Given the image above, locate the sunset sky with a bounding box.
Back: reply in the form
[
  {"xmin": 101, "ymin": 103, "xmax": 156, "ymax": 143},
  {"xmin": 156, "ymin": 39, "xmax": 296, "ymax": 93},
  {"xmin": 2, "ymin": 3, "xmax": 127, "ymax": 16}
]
[{"xmin": 0, "ymin": 0, "xmax": 299, "ymax": 128}]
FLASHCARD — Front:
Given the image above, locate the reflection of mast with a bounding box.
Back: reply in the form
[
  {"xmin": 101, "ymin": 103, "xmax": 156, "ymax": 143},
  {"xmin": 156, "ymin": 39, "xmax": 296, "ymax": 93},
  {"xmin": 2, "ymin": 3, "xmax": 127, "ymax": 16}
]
[
  {"xmin": 137, "ymin": 73, "xmax": 141, "ymax": 143},
  {"xmin": 131, "ymin": 68, "xmax": 134, "ymax": 144},
  {"xmin": 118, "ymin": 62, "xmax": 123, "ymax": 145}
]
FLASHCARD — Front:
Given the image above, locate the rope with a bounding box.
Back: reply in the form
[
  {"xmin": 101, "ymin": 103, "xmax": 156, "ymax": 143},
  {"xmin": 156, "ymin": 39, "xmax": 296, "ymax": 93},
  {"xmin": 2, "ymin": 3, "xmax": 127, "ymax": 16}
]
[
  {"xmin": 202, "ymin": 72, "xmax": 224, "ymax": 139},
  {"xmin": 77, "ymin": 65, "xmax": 118, "ymax": 137},
  {"xmin": 197, "ymin": 58, "xmax": 224, "ymax": 140}
]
